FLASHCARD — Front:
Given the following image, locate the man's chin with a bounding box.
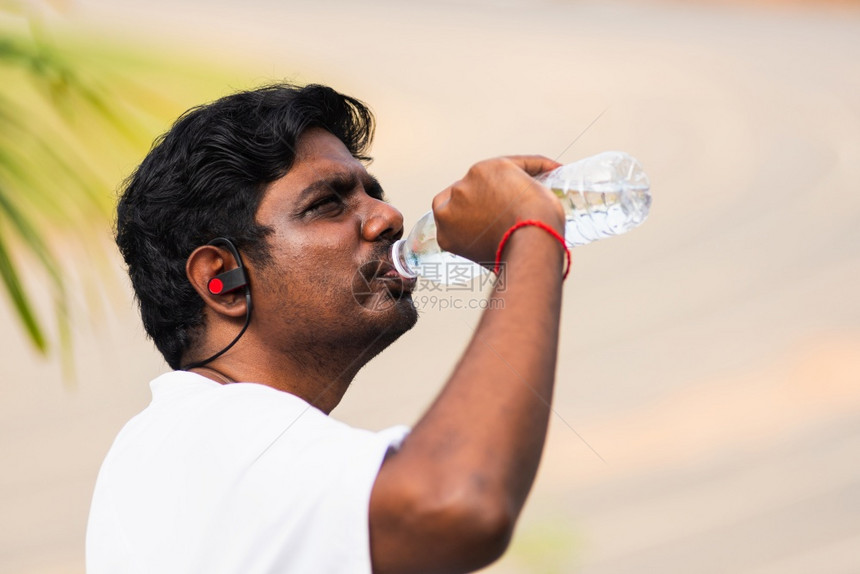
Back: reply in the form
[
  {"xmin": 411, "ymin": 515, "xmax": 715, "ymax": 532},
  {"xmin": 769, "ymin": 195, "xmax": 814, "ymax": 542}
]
[
  {"xmin": 376, "ymin": 292, "xmax": 418, "ymax": 333},
  {"xmin": 395, "ymin": 293, "xmax": 419, "ymax": 329},
  {"xmin": 350, "ymin": 296, "xmax": 417, "ymax": 365}
]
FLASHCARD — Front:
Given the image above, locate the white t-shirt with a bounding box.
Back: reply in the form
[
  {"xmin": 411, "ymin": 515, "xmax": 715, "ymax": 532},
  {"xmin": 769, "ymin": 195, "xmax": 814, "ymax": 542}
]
[{"xmin": 87, "ymin": 371, "xmax": 409, "ymax": 574}]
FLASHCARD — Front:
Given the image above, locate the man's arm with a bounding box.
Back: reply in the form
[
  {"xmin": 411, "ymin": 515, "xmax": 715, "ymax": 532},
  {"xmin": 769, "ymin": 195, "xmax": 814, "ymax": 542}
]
[{"xmin": 370, "ymin": 156, "xmax": 566, "ymax": 574}]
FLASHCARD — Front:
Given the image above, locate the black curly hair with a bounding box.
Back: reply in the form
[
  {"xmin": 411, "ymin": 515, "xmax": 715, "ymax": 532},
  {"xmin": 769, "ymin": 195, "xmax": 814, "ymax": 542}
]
[{"xmin": 116, "ymin": 83, "xmax": 375, "ymax": 369}]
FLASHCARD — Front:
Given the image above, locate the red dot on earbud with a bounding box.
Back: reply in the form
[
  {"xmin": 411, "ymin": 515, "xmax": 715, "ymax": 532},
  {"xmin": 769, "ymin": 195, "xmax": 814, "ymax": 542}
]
[{"xmin": 208, "ymin": 278, "xmax": 224, "ymax": 294}]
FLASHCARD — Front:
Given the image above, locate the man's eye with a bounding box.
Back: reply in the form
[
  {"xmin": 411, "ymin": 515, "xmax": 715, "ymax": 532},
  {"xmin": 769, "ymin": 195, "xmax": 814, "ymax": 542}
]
[{"xmin": 307, "ymin": 195, "xmax": 342, "ymax": 213}]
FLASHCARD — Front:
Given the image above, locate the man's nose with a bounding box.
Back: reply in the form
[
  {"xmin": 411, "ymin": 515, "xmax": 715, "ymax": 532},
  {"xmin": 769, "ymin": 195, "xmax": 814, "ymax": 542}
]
[{"xmin": 361, "ymin": 198, "xmax": 404, "ymax": 242}]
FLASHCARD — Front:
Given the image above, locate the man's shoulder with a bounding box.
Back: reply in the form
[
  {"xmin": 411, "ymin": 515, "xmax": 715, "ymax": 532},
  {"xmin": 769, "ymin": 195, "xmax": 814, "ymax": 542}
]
[
  {"xmin": 108, "ymin": 371, "xmax": 406, "ymax": 463},
  {"xmin": 119, "ymin": 371, "xmax": 344, "ymax": 448}
]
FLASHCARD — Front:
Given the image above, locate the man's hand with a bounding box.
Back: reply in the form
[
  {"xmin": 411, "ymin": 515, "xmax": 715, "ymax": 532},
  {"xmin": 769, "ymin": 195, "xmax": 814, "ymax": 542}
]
[{"xmin": 431, "ymin": 155, "xmax": 564, "ymax": 265}]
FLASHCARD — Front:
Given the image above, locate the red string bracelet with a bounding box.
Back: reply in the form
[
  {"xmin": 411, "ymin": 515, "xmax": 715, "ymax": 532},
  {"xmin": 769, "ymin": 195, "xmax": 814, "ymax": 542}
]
[{"xmin": 493, "ymin": 220, "xmax": 571, "ymax": 280}]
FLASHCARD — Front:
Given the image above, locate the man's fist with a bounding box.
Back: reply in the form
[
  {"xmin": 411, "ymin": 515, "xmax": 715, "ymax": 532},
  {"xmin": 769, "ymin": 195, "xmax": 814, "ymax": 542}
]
[{"xmin": 431, "ymin": 155, "xmax": 564, "ymax": 265}]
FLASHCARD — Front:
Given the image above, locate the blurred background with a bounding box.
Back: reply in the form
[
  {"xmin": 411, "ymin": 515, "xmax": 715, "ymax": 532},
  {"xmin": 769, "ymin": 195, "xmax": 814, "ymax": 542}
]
[{"xmin": 2, "ymin": 0, "xmax": 859, "ymax": 572}]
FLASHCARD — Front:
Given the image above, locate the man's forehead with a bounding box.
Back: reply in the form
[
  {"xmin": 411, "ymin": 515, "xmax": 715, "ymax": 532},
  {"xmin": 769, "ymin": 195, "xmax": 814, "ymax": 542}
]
[
  {"xmin": 263, "ymin": 130, "xmax": 373, "ymax": 205},
  {"xmin": 294, "ymin": 127, "xmax": 357, "ymax": 163},
  {"xmin": 291, "ymin": 131, "xmax": 366, "ymax": 178}
]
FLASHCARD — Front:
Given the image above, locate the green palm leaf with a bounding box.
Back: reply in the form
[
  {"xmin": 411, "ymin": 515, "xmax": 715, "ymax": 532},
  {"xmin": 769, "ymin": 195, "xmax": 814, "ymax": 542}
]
[
  {"xmin": 1, "ymin": 3, "xmax": 255, "ymax": 372},
  {"xmin": 0, "ymin": 14, "xmax": 132, "ymax": 364}
]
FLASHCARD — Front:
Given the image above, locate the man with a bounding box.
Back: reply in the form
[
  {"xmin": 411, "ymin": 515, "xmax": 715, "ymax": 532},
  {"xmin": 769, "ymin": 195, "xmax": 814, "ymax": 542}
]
[{"xmin": 88, "ymin": 83, "xmax": 567, "ymax": 573}]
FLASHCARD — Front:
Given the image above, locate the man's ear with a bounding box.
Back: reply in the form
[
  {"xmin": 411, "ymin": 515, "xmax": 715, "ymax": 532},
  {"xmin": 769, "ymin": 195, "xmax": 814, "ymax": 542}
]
[{"xmin": 186, "ymin": 245, "xmax": 248, "ymax": 319}]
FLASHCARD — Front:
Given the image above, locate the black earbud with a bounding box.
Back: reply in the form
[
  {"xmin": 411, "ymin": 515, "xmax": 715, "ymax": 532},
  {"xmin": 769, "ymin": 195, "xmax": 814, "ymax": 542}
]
[
  {"xmin": 181, "ymin": 237, "xmax": 253, "ymax": 371},
  {"xmin": 208, "ymin": 267, "xmax": 246, "ymax": 295},
  {"xmin": 206, "ymin": 238, "xmax": 248, "ymax": 295}
]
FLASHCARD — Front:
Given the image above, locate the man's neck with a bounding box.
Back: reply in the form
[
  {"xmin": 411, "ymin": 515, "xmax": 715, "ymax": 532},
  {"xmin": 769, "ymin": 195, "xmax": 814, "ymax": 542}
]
[
  {"xmin": 185, "ymin": 314, "xmax": 410, "ymax": 413},
  {"xmin": 189, "ymin": 342, "xmax": 371, "ymax": 414}
]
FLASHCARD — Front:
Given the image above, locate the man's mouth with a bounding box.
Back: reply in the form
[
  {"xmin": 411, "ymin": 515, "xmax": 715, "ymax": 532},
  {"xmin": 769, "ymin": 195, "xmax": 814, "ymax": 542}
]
[{"xmin": 366, "ymin": 261, "xmax": 417, "ymax": 293}]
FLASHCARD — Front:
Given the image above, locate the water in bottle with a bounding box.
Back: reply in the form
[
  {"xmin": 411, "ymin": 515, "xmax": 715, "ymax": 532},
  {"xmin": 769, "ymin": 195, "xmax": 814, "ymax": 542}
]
[
  {"xmin": 536, "ymin": 151, "xmax": 650, "ymax": 246},
  {"xmin": 391, "ymin": 151, "xmax": 650, "ymax": 284}
]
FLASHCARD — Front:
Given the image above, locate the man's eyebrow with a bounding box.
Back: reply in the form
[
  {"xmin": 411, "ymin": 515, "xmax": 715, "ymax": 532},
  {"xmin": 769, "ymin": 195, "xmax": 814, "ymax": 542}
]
[
  {"xmin": 296, "ymin": 172, "xmax": 385, "ymax": 203},
  {"xmin": 296, "ymin": 173, "xmax": 358, "ymax": 202}
]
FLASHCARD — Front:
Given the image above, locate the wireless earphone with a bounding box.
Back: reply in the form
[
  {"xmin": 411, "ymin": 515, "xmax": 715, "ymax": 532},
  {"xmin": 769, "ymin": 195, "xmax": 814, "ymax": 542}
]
[
  {"xmin": 208, "ymin": 267, "xmax": 247, "ymax": 295},
  {"xmin": 181, "ymin": 237, "xmax": 253, "ymax": 371},
  {"xmin": 207, "ymin": 238, "xmax": 248, "ymax": 295}
]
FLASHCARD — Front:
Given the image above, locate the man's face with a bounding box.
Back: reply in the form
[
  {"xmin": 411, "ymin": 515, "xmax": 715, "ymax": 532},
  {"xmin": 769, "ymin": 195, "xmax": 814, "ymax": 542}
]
[{"xmin": 249, "ymin": 128, "xmax": 418, "ymax": 363}]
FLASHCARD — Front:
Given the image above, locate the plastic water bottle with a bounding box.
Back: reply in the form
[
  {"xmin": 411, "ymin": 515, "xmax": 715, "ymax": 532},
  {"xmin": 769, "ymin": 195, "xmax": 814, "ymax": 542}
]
[
  {"xmin": 538, "ymin": 151, "xmax": 651, "ymax": 245},
  {"xmin": 391, "ymin": 151, "xmax": 651, "ymax": 284}
]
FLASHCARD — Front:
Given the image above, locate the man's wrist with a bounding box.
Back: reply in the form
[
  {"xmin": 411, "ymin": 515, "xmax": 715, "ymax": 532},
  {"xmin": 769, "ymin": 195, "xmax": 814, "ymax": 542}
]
[
  {"xmin": 496, "ymin": 224, "xmax": 568, "ymax": 280},
  {"xmin": 494, "ymin": 220, "xmax": 570, "ymax": 279}
]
